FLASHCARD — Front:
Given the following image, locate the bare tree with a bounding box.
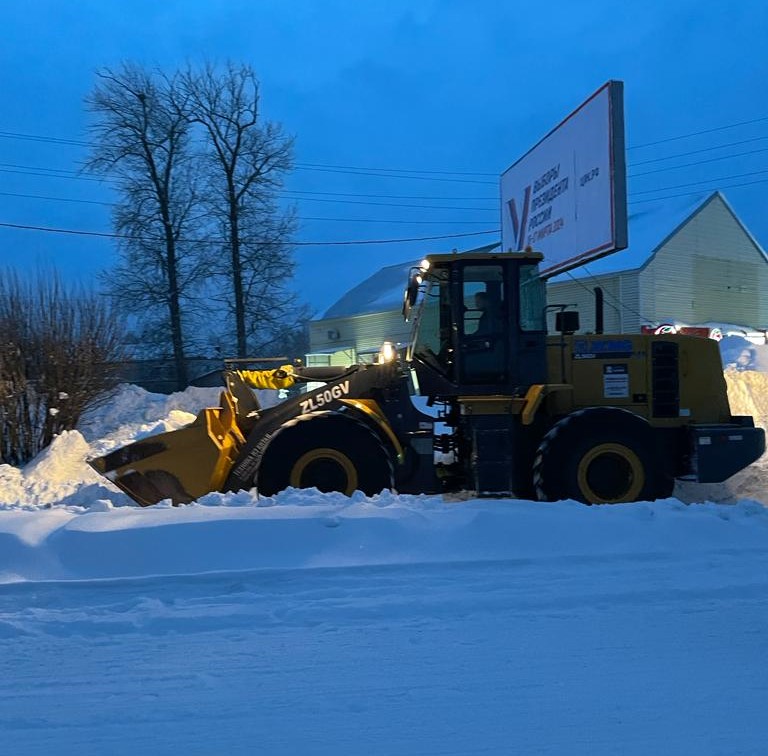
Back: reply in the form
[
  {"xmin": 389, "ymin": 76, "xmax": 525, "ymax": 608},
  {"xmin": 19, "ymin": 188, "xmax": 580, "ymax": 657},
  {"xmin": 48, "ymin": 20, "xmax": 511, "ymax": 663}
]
[
  {"xmin": 177, "ymin": 62, "xmax": 299, "ymax": 357},
  {"xmin": 0, "ymin": 271, "xmax": 124, "ymax": 466},
  {"xmin": 85, "ymin": 64, "xmax": 207, "ymax": 388}
]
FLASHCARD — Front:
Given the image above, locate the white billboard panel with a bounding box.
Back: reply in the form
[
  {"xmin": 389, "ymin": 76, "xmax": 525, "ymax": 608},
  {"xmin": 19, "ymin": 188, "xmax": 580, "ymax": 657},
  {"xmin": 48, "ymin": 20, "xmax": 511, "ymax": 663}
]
[{"xmin": 500, "ymin": 81, "xmax": 627, "ymax": 277}]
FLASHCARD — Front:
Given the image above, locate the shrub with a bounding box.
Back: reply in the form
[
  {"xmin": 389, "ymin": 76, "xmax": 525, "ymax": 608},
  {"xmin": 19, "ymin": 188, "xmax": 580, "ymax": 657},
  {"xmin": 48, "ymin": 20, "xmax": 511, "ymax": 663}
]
[{"xmin": 0, "ymin": 271, "xmax": 125, "ymax": 465}]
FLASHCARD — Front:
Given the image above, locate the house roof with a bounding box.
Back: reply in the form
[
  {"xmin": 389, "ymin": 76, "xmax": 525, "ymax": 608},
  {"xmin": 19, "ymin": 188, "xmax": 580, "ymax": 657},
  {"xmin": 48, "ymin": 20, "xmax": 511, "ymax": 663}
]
[
  {"xmin": 320, "ymin": 192, "xmax": 764, "ymax": 319},
  {"xmin": 322, "ymin": 259, "xmax": 418, "ymax": 319},
  {"xmin": 321, "ymin": 242, "xmax": 501, "ymax": 320},
  {"xmin": 548, "ymin": 190, "xmax": 766, "ymax": 282}
]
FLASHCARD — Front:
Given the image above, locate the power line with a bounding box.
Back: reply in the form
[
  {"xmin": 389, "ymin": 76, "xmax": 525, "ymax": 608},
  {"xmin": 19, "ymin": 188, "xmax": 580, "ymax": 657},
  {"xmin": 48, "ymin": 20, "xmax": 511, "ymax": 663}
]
[
  {"xmin": 4, "ymin": 129, "xmax": 768, "ymax": 213},
  {"xmin": 3, "ymin": 171, "xmax": 768, "ymax": 218},
  {"xmin": 6, "ymin": 162, "xmax": 768, "ymax": 212},
  {"xmin": 300, "ymin": 216, "xmax": 495, "ymax": 225},
  {"xmin": 627, "ymin": 115, "xmax": 768, "ymax": 150},
  {"xmin": 628, "ymin": 168, "xmax": 768, "ymax": 196},
  {"xmin": 282, "ymin": 195, "xmax": 497, "ymax": 211},
  {"xmin": 628, "ymin": 135, "xmax": 768, "ymax": 166},
  {"xmin": 0, "ymin": 130, "xmax": 88, "ymax": 147},
  {"xmin": 298, "ymin": 161, "xmax": 495, "ymax": 177},
  {"xmin": 0, "ymin": 161, "xmax": 81, "ymax": 175},
  {"xmin": 0, "ymin": 187, "xmax": 498, "ymax": 212},
  {"xmin": 0, "ymin": 190, "xmax": 111, "ymax": 206},
  {"xmin": 629, "ymin": 146, "xmax": 768, "ymax": 178},
  {"xmin": 0, "ymin": 220, "xmax": 500, "ymax": 246},
  {"xmin": 292, "ymin": 165, "xmax": 496, "ymax": 184},
  {"xmin": 0, "ymin": 167, "xmax": 105, "ymax": 182},
  {"xmin": 283, "ymin": 189, "xmax": 497, "ymax": 201},
  {"xmin": 7, "ymin": 128, "xmax": 768, "ymax": 191},
  {"xmin": 5, "ymin": 120, "xmax": 768, "ymax": 182},
  {"xmin": 0, "ymin": 189, "xmax": 496, "ymax": 223},
  {"xmin": 628, "ymin": 177, "xmax": 768, "ymax": 205}
]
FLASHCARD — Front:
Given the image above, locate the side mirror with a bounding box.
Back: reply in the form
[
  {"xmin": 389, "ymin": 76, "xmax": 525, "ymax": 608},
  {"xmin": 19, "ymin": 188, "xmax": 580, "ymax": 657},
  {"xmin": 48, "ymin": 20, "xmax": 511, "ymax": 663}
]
[
  {"xmin": 402, "ymin": 269, "xmax": 421, "ymax": 321},
  {"xmin": 555, "ymin": 310, "xmax": 580, "ymax": 335}
]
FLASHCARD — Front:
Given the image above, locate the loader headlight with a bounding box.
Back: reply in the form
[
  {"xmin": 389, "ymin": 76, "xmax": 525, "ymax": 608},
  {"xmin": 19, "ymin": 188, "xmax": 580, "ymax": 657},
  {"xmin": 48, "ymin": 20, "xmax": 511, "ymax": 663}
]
[{"xmin": 379, "ymin": 341, "xmax": 397, "ymax": 363}]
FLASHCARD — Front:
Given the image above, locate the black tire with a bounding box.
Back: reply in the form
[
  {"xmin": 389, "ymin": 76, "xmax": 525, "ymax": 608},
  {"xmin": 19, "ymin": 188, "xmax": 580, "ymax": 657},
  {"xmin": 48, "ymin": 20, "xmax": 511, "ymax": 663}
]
[
  {"xmin": 533, "ymin": 407, "xmax": 671, "ymax": 504},
  {"xmin": 256, "ymin": 411, "xmax": 395, "ymax": 497}
]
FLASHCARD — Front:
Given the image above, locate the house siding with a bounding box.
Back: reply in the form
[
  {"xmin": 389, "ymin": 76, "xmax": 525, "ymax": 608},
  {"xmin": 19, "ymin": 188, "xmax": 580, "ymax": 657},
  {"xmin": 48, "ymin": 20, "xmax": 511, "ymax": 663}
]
[
  {"xmin": 309, "ymin": 310, "xmax": 413, "ymax": 359},
  {"xmin": 639, "ymin": 195, "xmax": 768, "ymax": 328},
  {"xmin": 545, "ymin": 273, "xmax": 627, "ymax": 334}
]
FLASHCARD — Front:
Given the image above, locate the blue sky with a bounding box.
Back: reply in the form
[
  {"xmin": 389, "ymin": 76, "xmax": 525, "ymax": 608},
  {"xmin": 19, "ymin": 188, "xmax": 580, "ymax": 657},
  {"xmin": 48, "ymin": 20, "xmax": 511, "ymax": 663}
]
[{"xmin": 1, "ymin": 0, "xmax": 767, "ymax": 315}]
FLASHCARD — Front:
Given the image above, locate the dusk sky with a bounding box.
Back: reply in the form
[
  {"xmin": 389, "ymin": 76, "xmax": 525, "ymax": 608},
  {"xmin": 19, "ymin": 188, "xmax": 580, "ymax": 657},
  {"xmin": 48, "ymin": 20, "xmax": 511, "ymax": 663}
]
[{"xmin": 1, "ymin": 0, "xmax": 767, "ymax": 315}]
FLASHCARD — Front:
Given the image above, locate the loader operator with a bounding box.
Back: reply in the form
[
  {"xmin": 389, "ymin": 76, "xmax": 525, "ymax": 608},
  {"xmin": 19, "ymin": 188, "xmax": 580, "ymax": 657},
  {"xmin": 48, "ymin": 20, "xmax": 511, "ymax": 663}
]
[{"xmin": 474, "ymin": 291, "xmax": 492, "ymax": 335}]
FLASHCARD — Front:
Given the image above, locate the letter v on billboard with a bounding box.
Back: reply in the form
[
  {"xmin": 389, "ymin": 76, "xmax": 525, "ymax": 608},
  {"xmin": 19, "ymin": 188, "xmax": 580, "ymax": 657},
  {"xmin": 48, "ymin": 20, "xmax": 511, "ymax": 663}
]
[{"xmin": 500, "ymin": 81, "xmax": 627, "ymax": 278}]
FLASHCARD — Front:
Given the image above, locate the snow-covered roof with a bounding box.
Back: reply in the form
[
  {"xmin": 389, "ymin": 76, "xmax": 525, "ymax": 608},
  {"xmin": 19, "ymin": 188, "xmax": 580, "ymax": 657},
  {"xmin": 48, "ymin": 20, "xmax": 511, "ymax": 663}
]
[
  {"xmin": 548, "ymin": 190, "xmax": 763, "ymax": 282},
  {"xmin": 321, "ymin": 241, "xmax": 503, "ymax": 320},
  {"xmin": 322, "ymin": 259, "xmax": 419, "ymax": 319}
]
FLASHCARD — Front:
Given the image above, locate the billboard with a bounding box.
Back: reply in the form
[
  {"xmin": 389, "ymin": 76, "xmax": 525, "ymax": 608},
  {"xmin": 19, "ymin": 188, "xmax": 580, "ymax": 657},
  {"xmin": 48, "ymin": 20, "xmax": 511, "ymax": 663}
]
[{"xmin": 500, "ymin": 81, "xmax": 627, "ymax": 278}]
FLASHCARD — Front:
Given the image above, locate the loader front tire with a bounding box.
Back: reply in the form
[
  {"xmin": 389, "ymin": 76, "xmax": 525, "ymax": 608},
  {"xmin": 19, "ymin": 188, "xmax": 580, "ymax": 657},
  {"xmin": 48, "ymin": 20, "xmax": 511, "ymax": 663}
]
[
  {"xmin": 533, "ymin": 407, "xmax": 669, "ymax": 504},
  {"xmin": 257, "ymin": 411, "xmax": 394, "ymax": 497}
]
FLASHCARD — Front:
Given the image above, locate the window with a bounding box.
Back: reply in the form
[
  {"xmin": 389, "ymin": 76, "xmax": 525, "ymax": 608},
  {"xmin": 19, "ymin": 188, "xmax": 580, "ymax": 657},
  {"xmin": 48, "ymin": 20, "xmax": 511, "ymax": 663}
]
[
  {"xmin": 462, "ymin": 265, "xmax": 504, "ymax": 337},
  {"xmin": 461, "ymin": 264, "xmax": 506, "ymax": 384},
  {"xmin": 519, "ymin": 264, "xmax": 546, "ymax": 331}
]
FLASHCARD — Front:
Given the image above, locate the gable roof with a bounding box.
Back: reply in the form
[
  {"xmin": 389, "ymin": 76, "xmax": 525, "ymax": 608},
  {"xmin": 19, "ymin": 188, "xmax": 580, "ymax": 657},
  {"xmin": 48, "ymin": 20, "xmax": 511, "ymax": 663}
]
[
  {"xmin": 322, "ymin": 259, "xmax": 417, "ymax": 319},
  {"xmin": 321, "ymin": 242, "xmax": 502, "ymax": 320},
  {"xmin": 548, "ymin": 191, "xmax": 766, "ymax": 282}
]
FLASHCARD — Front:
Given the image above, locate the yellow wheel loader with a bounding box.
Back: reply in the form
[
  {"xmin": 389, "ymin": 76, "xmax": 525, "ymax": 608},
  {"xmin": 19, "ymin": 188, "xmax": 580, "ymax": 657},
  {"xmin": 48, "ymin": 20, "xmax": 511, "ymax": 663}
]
[{"xmin": 90, "ymin": 251, "xmax": 765, "ymax": 506}]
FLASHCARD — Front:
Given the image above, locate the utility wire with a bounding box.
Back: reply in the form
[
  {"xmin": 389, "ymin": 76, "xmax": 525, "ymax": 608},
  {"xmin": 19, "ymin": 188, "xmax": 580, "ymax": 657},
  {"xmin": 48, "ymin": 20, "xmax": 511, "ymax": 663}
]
[
  {"xmin": 6, "ymin": 131, "xmax": 768, "ymax": 191},
  {"xmin": 627, "ymin": 115, "xmax": 768, "ymax": 150},
  {"xmin": 628, "ymin": 177, "xmax": 768, "ymax": 205},
  {"xmin": 297, "ymin": 161, "xmax": 495, "ymax": 177},
  {"xmin": 628, "ymin": 168, "xmax": 768, "ymax": 195},
  {"xmin": 629, "ymin": 146, "xmax": 768, "ymax": 178},
  {"xmin": 292, "ymin": 165, "xmax": 496, "ymax": 184},
  {"xmin": 4, "ymin": 126, "xmax": 768, "ymax": 211},
  {"xmin": 0, "ymin": 220, "xmax": 500, "ymax": 246},
  {"xmin": 300, "ymin": 216, "xmax": 495, "ymax": 225},
  {"xmin": 0, "ymin": 190, "xmax": 111, "ymax": 206},
  {"xmin": 0, "ymin": 187, "xmax": 497, "ymax": 213},
  {"xmin": 5, "ymin": 120, "xmax": 768, "ymax": 175},
  {"xmin": 629, "ymin": 135, "xmax": 768, "ymax": 166},
  {"xmin": 5, "ymin": 166, "xmax": 768, "ymax": 213},
  {"xmin": 283, "ymin": 189, "xmax": 497, "ymax": 201}
]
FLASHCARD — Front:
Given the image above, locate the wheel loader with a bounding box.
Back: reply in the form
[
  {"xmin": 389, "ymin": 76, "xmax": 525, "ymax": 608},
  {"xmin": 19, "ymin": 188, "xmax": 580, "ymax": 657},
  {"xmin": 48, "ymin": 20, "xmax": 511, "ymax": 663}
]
[{"xmin": 90, "ymin": 250, "xmax": 765, "ymax": 506}]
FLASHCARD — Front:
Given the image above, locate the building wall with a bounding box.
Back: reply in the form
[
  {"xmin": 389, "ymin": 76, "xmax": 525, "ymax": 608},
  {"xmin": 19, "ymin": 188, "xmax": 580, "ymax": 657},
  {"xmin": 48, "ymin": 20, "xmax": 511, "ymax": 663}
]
[
  {"xmin": 640, "ymin": 195, "xmax": 768, "ymax": 328},
  {"xmin": 544, "ymin": 273, "xmax": 627, "ymax": 334},
  {"xmin": 309, "ymin": 309, "xmax": 413, "ymax": 361}
]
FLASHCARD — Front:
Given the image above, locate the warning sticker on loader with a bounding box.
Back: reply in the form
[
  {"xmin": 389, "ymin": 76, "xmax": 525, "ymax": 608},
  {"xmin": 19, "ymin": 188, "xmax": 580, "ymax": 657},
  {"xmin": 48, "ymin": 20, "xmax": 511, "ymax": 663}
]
[{"xmin": 603, "ymin": 364, "xmax": 629, "ymax": 398}]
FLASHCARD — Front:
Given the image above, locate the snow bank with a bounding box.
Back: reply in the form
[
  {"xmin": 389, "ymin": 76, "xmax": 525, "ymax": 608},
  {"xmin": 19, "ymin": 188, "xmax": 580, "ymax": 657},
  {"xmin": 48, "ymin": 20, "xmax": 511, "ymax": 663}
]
[{"xmin": 2, "ymin": 494, "xmax": 768, "ymax": 583}]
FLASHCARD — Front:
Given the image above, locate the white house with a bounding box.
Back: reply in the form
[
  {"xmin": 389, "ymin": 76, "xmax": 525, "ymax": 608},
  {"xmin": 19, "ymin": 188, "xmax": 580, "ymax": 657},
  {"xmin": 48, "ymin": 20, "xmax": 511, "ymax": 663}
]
[{"xmin": 307, "ymin": 192, "xmax": 768, "ymax": 365}]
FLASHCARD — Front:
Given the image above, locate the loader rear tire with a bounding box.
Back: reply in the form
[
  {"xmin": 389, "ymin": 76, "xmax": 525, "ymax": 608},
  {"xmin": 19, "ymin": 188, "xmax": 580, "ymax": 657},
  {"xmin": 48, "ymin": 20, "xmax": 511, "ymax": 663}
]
[
  {"xmin": 256, "ymin": 411, "xmax": 394, "ymax": 497},
  {"xmin": 533, "ymin": 407, "xmax": 669, "ymax": 504}
]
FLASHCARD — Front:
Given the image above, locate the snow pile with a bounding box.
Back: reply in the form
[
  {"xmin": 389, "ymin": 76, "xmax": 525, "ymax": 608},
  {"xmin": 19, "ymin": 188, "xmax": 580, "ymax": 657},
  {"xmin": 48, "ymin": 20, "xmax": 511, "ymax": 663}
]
[{"xmin": 725, "ymin": 368, "xmax": 768, "ymax": 428}]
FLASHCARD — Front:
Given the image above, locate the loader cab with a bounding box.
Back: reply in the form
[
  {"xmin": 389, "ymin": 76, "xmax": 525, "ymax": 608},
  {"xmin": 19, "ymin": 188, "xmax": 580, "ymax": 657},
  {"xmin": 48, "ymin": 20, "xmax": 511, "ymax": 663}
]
[{"xmin": 405, "ymin": 251, "xmax": 548, "ymax": 396}]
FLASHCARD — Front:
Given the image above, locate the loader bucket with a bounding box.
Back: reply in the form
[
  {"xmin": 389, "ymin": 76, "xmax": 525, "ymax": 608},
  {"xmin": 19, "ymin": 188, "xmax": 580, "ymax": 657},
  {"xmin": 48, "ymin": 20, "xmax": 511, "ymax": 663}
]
[{"xmin": 89, "ymin": 390, "xmax": 248, "ymax": 507}]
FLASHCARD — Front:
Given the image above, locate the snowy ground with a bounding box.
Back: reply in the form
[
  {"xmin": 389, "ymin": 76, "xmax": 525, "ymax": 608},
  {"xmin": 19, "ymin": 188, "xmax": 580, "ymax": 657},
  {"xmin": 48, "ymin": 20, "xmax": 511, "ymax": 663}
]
[{"xmin": 1, "ymin": 372, "xmax": 768, "ymax": 754}]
